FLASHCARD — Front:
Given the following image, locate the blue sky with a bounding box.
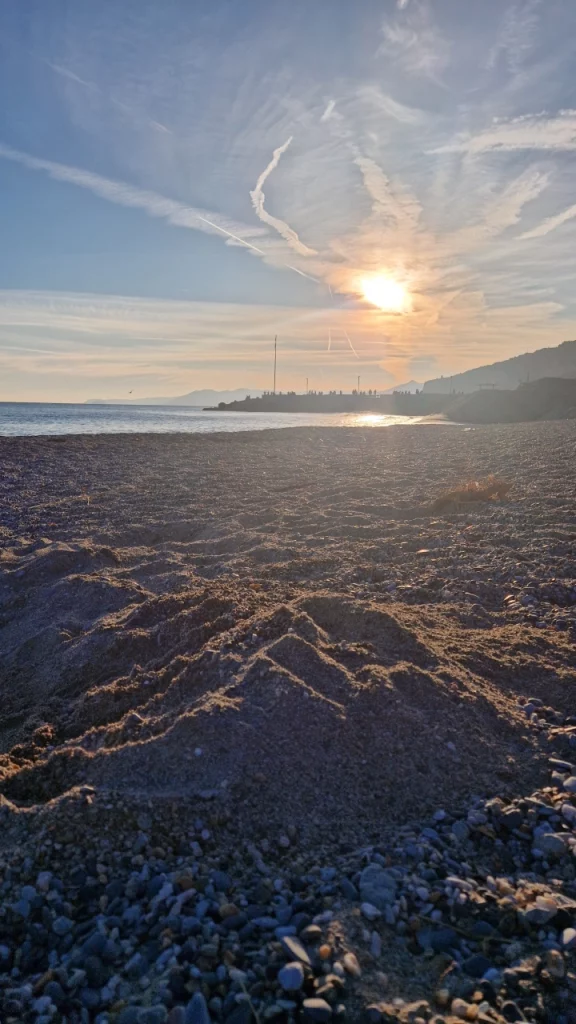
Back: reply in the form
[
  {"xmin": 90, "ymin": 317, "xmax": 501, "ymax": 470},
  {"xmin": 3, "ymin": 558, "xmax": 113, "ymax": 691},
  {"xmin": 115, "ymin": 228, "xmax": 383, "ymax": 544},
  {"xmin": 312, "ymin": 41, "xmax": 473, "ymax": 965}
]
[{"xmin": 2, "ymin": 0, "xmax": 576, "ymax": 400}]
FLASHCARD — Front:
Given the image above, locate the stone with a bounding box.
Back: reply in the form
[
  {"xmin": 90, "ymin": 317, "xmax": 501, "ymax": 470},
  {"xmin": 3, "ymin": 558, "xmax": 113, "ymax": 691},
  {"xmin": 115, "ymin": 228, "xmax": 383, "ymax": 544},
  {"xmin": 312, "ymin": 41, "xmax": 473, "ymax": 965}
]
[
  {"xmin": 185, "ymin": 991, "xmax": 212, "ymax": 1024},
  {"xmin": 501, "ymin": 1002, "xmax": 526, "ymax": 1022},
  {"xmin": 281, "ymin": 934, "xmax": 312, "ymax": 967},
  {"xmin": 52, "ymin": 915, "xmax": 74, "ymax": 936},
  {"xmin": 301, "ymin": 924, "xmax": 323, "ymax": 944},
  {"xmin": 11, "ymin": 899, "xmax": 31, "ymax": 919},
  {"xmin": 278, "ymin": 961, "xmax": 305, "ymax": 991},
  {"xmin": 451, "ymin": 820, "xmax": 470, "ymax": 842},
  {"xmin": 365, "ymin": 1006, "xmax": 385, "ymax": 1024},
  {"xmin": 361, "ymin": 903, "xmax": 382, "ymax": 921},
  {"xmin": 211, "ymin": 870, "xmax": 232, "ymax": 892},
  {"xmin": 224, "ymin": 1005, "xmax": 252, "ymax": 1024},
  {"xmin": 417, "ymin": 928, "xmax": 458, "ymax": 953},
  {"xmin": 359, "ymin": 865, "xmax": 396, "ymax": 910},
  {"xmin": 563, "ymin": 776, "xmax": 576, "ymax": 793},
  {"xmin": 33, "ymin": 996, "xmax": 53, "ymax": 1014},
  {"xmin": 118, "ymin": 1009, "xmax": 140, "ymax": 1024},
  {"xmin": 340, "ymin": 878, "xmax": 358, "ymax": 901},
  {"xmin": 44, "ymin": 981, "xmax": 65, "ymax": 1005},
  {"xmin": 343, "ymin": 952, "xmax": 361, "ymax": 977},
  {"xmin": 500, "ymin": 808, "xmax": 524, "ymax": 830},
  {"xmin": 302, "ymin": 998, "xmax": 333, "ymax": 1022},
  {"xmin": 546, "ymin": 949, "xmax": 565, "ymax": 980},
  {"xmin": 463, "ymin": 954, "xmax": 493, "ymax": 979},
  {"xmin": 36, "ymin": 871, "xmax": 52, "ymax": 892},
  {"xmin": 562, "ymin": 927, "xmax": 576, "ymax": 949},
  {"xmin": 138, "ymin": 1009, "xmax": 169, "ymax": 1024},
  {"xmin": 521, "ymin": 896, "xmax": 558, "ymax": 926},
  {"xmin": 533, "ymin": 833, "xmax": 566, "ymax": 859}
]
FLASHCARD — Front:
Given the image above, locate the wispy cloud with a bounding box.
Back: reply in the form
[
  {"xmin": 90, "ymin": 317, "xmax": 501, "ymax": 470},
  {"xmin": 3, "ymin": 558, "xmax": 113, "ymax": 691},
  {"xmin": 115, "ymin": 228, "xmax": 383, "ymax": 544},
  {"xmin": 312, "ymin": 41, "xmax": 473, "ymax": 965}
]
[
  {"xmin": 250, "ymin": 137, "xmax": 317, "ymax": 257},
  {"xmin": 446, "ymin": 168, "xmax": 549, "ymax": 251},
  {"xmin": 379, "ymin": 1, "xmax": 450, "ymax": 81},
  {"xmin": 520, "ymin": 202, "xmax": 576, "ymax": 239},
  {"xmin": 435, "ymin": 111, "xmax": 576, "ymax": 154},
  {"xmin": 0, "ymin": 143, "xmax": 268, "ymax": 251},
  {"xmin": 320, "ymin": 100, "xmax": 336, "ymax": 122},
  {"xmin": 486, "ymin": 0, "xmax": 542, "ymax": 76},
  {"xmin": 2, "ymin": 289, "xmax": 573, "ymax": 402},
  {"xmin": 357, "ymin": 86, "xmax": 424, "ymax": 126}
]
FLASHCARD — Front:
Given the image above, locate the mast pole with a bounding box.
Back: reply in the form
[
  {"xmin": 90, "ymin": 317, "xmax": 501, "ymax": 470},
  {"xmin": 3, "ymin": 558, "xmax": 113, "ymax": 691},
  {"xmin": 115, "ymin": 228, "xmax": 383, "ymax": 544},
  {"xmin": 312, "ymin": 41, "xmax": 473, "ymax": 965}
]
[{"xmin": 273, "ymin": 336, "xmax": 277, "ymax": 395}]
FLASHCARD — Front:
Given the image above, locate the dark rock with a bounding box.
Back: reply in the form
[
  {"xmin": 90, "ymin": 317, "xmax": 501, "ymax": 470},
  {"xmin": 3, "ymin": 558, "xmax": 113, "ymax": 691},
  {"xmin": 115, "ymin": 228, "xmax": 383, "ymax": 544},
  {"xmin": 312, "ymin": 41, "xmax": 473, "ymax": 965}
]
[
  {"xmin": 501, "ymin": 1001, "xmax": 526, "ymax": 1022},
  {"xmin": 463, "ymin": 954, "xmax": 493, "ymax": 979},
  {"xmin": 417, "ymin": 927, "xmax": 459, "ymax": 953},
  {"xmin": 224, "ymin": 1004, "xmax": 252, "ymax": 1024},
  {"xmin": 44, "ymin": 980, "xmax": 66, "ymax": 1006},
  {"xmin": 185, "ymin": 991, "xmax": 211, "ymax": 1024},
  {"xmin": 340, "ymin": 878, "xmax": 358, "ymax": 901}
]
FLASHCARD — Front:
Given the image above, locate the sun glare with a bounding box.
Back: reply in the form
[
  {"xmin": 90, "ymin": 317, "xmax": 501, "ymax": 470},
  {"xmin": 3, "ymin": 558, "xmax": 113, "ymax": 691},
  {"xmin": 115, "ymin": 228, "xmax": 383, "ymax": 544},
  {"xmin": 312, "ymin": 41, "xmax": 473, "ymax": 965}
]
[{"xmin": 360, "ymin": 274, "xmax": 409, "ymax": 313}]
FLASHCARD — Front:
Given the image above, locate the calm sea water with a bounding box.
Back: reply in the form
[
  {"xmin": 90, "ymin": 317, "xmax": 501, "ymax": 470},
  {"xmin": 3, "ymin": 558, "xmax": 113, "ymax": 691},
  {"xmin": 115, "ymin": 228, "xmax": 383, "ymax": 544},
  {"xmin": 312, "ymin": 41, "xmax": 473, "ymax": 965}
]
[{"xmin": 0, "ymin": 402, "xmax": 429, "ymax": 436}]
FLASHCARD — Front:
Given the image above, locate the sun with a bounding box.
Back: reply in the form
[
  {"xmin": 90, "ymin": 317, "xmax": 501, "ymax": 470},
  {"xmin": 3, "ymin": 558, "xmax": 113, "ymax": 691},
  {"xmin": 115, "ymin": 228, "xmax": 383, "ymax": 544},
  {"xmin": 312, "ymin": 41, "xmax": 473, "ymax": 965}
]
[{"xmin": 360, "ymin": 274, "xmax": 409, "ymax": 313}]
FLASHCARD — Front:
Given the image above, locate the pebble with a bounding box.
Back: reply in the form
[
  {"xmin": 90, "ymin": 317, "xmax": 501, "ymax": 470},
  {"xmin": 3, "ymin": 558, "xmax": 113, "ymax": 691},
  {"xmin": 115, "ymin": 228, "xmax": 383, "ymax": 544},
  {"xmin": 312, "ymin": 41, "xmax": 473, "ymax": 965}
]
[
  {"xmin": 185, "ymin": 991, "xmax": 211, "ymax": 1024},
  {"xmin": 342, "ymin": 952, "xmax": 361, "ymax": 977},
  {"xmin": 280, "ymin": 935, "xmax": 312, "ymax": 966},
  {"xmin": 278, "ymin": 961, "xmax": 305, "ymax": 991},
  {"xmin": 361, "ymin": 902, "xmax": 382, "ymax": 921},
  {"xmin": 534, "ymin": 833, "xmax": 567, "ymax": 858},
  {"xmin": 302, "ymin": 997, "xmax": 333, "ymax": 1021},
  {"xmin": 3, "ymin": 741, "xmax": 576, "ymax": 1024},
  {"xmin": 52, "ymin": 915, "xmax": 74, "ymax": 936}
]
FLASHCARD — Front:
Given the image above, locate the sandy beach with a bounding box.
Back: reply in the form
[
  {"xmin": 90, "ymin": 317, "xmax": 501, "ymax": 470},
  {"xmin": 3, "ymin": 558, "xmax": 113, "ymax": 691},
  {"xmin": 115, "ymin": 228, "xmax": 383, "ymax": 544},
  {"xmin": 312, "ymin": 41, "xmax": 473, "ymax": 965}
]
[{"xmin": 1, "ymin": 422, "xmax": 576, "ymax": 1023}]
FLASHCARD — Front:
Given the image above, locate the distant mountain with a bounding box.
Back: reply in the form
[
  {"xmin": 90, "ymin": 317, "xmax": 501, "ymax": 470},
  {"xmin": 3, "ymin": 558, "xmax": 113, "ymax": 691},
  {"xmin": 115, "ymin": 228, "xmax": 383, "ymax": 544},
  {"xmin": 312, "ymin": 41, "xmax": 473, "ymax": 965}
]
[
  {"xmin": 423, "ymin": 340, "xmax": 576, "ymax": 394},
  {"xmin": 86, "ymin": 389, "xmax": 264, "ymax": 407},
  {"xmin": 381, "ymin": 380, "xmax": 422, "ymax": 394}
]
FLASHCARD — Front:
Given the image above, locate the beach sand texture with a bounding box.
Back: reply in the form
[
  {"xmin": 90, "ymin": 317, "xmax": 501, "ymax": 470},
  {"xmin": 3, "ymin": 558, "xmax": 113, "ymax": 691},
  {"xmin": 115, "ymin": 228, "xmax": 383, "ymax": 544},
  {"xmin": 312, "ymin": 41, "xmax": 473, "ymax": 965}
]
[
  {"xmin": 1, "ymin": 423, "xmax": 575, "ymax": 834},
  {"xmin": 2, "ymin": 423, "xmax": 576, "ymax": 1022}
]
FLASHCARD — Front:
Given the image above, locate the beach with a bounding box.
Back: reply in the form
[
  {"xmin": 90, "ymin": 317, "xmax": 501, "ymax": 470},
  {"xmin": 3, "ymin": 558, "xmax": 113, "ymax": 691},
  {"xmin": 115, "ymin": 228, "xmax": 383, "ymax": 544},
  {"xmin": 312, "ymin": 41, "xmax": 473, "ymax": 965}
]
[{"xmin": 2, "ymin": 422, "xmax": 576, "ymax": 1023}]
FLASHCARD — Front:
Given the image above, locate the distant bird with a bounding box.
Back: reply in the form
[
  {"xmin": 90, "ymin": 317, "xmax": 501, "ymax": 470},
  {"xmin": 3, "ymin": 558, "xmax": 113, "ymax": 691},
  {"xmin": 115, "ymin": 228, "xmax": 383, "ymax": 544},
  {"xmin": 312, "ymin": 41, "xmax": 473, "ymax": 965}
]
[{"xmin": 129, "ymin": 390, "xmax": 133, "ymax": 394}]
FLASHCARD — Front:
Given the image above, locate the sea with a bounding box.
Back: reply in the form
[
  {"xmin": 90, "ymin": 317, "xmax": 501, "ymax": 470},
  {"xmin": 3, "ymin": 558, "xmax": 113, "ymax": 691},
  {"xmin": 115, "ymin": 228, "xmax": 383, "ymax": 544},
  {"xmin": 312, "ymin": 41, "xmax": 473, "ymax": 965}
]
[{"xmin": 0, "ymin": 402, "xmax": 428, "ymax": 436}]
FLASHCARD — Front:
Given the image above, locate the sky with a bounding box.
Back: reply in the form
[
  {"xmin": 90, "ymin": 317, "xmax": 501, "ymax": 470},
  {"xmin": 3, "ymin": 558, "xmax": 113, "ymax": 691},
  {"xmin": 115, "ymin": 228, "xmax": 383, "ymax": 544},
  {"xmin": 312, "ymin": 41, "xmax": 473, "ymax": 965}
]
[{"xmin": 2, "ymin": 0, "xmax": 576, "ymax": 402}]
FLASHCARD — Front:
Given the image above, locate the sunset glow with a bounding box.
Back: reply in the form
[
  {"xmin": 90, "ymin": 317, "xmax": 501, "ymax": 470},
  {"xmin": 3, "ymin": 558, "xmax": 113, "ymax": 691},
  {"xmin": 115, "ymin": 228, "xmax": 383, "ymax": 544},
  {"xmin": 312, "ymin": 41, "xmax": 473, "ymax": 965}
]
[{"xmin": 360, "ymin": 275, "xmax": 409, "ymax": 313}]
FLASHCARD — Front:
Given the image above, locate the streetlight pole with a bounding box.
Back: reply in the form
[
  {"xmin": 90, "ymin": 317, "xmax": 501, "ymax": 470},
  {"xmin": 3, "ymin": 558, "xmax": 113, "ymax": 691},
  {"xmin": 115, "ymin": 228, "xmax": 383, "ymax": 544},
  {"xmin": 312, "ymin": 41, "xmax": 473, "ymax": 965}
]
[
  {"xmin": 306, "ymin": 377, "xmax": 308, "ymax": 395},
  {"xmin": 357, "ymin": 375, "xmax": 361, "ymax": 393}
]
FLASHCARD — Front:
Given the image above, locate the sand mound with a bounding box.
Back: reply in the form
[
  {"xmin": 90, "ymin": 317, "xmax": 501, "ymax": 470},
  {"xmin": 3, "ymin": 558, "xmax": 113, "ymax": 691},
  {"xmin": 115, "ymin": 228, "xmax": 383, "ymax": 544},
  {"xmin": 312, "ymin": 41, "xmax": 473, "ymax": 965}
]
[
  {"xmin": 1, "ymin": 579, "xmax": 571, "ymax": 838},
  {"xmin": 1, "ymin": 426, "xmax": 575, "ymax": 843}
]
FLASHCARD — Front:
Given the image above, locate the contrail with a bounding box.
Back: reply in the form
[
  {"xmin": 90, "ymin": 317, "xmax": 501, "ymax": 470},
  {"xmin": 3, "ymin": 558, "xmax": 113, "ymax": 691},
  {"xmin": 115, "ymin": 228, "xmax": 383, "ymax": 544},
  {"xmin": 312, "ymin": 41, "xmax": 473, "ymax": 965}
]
[
  {"xmin": 286, "ymin": 264, "xmax": 319, "ymax": 281},
  {"xmin": 327, "ymin": 328, "xmax": 332, "ymax": 352},
  {"xmin": 344, "ymin": 329, "xmax": 360, "ymax": 359},
  {"xmin": 251, "ymin": 138, "xmax": 318, "ymax": 257},
  {"xmin": 0, "ymin": 141, "xmax": 320, "ymax": 286},
  {"xmin": 197, "ymin": 215, "xmax": 266, "ymax": 254},
  {"xmin": 0, "ymin": 143, "xmax": 268, "ymax": 251}
]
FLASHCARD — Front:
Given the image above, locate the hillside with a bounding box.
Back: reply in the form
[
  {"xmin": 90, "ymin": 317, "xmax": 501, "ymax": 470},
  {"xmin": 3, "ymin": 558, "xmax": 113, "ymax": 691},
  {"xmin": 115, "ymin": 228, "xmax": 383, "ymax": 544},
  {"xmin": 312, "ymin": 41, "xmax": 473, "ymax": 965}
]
[
  {"xmin": 424, "ymin": 339, "xmax": 576, "ymax": 394},
  {"xmin": 86, "ymin": 388, "xmax": 263, "ymax": 406},
  {"xmin": 446, "ymin": 376, "xmax": 576, "ymax": 423}
]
